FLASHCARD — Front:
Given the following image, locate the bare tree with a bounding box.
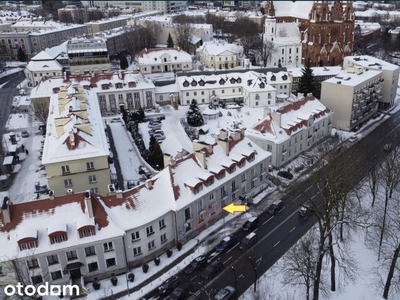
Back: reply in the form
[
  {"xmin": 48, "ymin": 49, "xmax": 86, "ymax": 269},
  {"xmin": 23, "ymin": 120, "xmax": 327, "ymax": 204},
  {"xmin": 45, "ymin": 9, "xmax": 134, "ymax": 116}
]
[
  {"xmin": 32, "ymin": 98, "xmax": 50, "ymax": 125},
  {"xmin": 376, "ymin": 148, "xmax": 400, "ymax": 260},
  {"xmin": 260, "ymin": 40, "xmax": 277, "ymax": 67},
  {"xmin": 173, "ymin": 23, "xmax": 195, "ymax": 53},
  {"xmin": 58, "ymin": 10, "xmax": 73, "ymax": 24},
  {"xmin": 282, "ymin": 228, "xmax": 319, "ymax": 300}
]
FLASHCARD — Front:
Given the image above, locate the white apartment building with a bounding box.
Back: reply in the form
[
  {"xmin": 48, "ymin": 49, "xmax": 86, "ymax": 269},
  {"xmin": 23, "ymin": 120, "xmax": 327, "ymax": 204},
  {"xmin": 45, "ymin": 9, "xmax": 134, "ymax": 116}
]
[
  {"xmin": 263, "ymin": 16, "xmax": 302, "ymax": 67},
  {"xmin": 136, "ymin": 48, "xmax": 193, "ymax": 74},
  {"xmin": 321, "ymin": 66, "xmax": 383, "ymax": 131},
  {"xmin": 343, "ymin": 55, "xmax": 400, "ymax": 110},
  {"xmin": 246, "ymin": 95, "xmax": 333, "ymax": 167},
  {"xmin": 31, "ymin": 71, "xmax": 157, "ymax": 116},
  {"xmin": 177, "ymin": 71, "xmax": 284, "ymax": 108},
  {"xmin": 24, "ymin": 51, "xmax": 63, "ymax": 87}
]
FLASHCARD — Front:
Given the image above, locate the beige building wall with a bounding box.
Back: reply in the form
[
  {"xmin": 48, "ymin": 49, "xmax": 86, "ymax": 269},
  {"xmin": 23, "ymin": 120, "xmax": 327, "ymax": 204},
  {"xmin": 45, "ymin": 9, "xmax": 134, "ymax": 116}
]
[
  {"xmin": 69, "ymin": 62, "xmax": 111, "ymax": 75},
  {"xmin": 321, "ymin": 70, "xmax": 382, "ymax": 131},
  {"xmin": 45, "ymin": 156, "xmax": 111, "ymax": 196}
]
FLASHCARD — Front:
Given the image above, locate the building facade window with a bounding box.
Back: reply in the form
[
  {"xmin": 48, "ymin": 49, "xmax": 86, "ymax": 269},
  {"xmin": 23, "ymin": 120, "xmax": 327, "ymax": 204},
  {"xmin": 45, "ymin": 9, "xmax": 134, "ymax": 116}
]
[
  {"xmin": 86, "ymin": 162, "xmax": 94, "ymax": 170},
  {"xmin": 27, "ymin": 258, "xmax": 39, "ymax": 269},
  {"xmin": 131, "ymin": 231, "xmax": 140, "ymax": 241},
  {"xmin": 146, "ymin": 225, "xmax": 154, "ymax": 236},
  {"xmin": 106, "ymin": 258, "xmax": 116, "ymax": 268},
  {"xmin": 89, "ymin": 175, "xmax": 97, "ymax": 183},
  {"xmin": 66, "ymin": 250, "xmax": 77, "ymax": 261},
  {"xmin": 85, "ymin": 246, "xmax": 96, "ymax": 256},
  {"xmin": 47, "ymin": 254, "xmax": 59, "ymax": 265},
  {"xmin": 103, "ymin": 242, "xmax": 113, "ymax": 252},
  {"xmin": 51, "ymin": 270, "xmax": 62, "ymax": 280},
  {"xmin": 148, "ymin": 240, "xmax": 155, "ymax": 251},
  {"xmin": 161, "ymin": 233, "xmax": 167, "ymax": 243},
  {"xmin": 133, "ymin": 246, "xmax": 142, "ymax": 256},
  {"xmin": 88, "ymin": 262, "xmax": 98, "ymax": 272},
  {"xmin": 64, "ymin": 179, "xmax": 72, "ymax": 187},
  {"xmin": 159, "ymin": 219, "xmax": 165, "ymax": 229}
]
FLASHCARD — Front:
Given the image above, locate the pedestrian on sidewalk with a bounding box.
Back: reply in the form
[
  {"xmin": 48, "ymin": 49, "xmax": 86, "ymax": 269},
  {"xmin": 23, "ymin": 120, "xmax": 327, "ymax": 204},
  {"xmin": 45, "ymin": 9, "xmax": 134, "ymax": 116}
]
[
  {"xmin": 21, "ymin": 144, "xmax": 25, "ymax": 152},
  {"xmin": 25, "ymin": 149, "xmax": 29, "ymax": 155}
]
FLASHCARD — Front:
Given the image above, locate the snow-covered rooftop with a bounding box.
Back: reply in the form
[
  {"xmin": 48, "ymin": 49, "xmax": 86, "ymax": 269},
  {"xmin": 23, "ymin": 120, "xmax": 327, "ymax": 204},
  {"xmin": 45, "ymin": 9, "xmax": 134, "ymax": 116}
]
[
  {"xmin": 0, "ymin": 192, "xmax": 123, "ymax": 261},
  {"xmin": 41, "ymin": 84, "xmax": 109, "ymax": 165},
  {"xmin": 323, "ymin": 68, "xmax": 382, "ymax": 87},
  {"xmin": 136, "ymin": 48, "xmax": 192, "ymax": 65},
  {"xmin": 197, "ymin": 41, "xmax": 243, "ymax": 56},
  {"xmin": 247, "ymin": 95, "xmax": 332, "ymax": 143},
  {"xmin": 345, "ymin": 56, "xmax": 400, "ymax": 72}
]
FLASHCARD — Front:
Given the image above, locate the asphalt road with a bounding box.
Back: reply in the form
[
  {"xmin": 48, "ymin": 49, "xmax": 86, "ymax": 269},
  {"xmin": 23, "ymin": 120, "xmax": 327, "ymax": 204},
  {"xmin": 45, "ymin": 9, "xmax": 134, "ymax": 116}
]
[
  {"xmin": 142, "ymin": 108, "xmax": 400, "ymax": 300},
  {"xmin": 0, "ymin": 71, "xmax": 25, "ymax": 138}
]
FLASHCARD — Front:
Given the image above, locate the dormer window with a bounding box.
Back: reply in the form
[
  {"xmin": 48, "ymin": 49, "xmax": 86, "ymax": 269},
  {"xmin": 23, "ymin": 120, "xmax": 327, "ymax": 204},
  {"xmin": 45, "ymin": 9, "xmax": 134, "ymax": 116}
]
[
  {"xmin": 271, "ymin": 75, "xmax": 276, "ymax": 81},
  {"xmin": 128, "ymin": 81, "xmax": 136, "ymax": 88},
  {"xmin": 101, "ymin": 84, "xmax": 109, "ymax": 90},
  {"xmin": 259, "ymin": 82, "xmax": 265, "ymax": 88},
  {"xmin": 154, "ymin": 58, "xmax": 157, "ymax": 61},
  {"xmin": 229, "ymin": 165, "xmax": 236, "ymax": 173},
  {"xmin": 282, "ymin": 74, "xmax": 288, "ymax": 80},
  {"xmin": 237, "ymin": 77, "xmax": 242, "ymax": 83},
  {"xmin": 248, "ymin": 152, "xmax": 255, "ymax": 162},
  {"xmin": 194, "ymin": 184, "xmax": 203, "ymax": 194},
  {"xmin": 238, "ymin": 158, "xmax": 246, "ymax": 168},
  {"xmin": 50, "ymin": 233, "xmax": 67, "ymax": 244},
  {"xmin": 219, "ymin": 78, "xmax": 225, "ymax": 85},
  {"xmin": 199, "ymin": 79, "xmax": 205, "ymax": 86},
  {"xmin": 174, "ymin": 56, "xmax": 177, "ymax": 60},
  {"xmin": 191, "ymin": 80, "xmax": 197, "ymax": 86},
  {"xmin": 78, "ymin": 225, "xmax": 96, "ymax": 238},
  {"xmin": 115, "ymin": 82, "xmax": 123, "ymax": 89},
  {"xmin": 230, "ymin": 78, "xmax": 236, "ymax": 84},
  {"xmin": 183, "ymin": 80, "xmax": 189, "ymax": 87}
]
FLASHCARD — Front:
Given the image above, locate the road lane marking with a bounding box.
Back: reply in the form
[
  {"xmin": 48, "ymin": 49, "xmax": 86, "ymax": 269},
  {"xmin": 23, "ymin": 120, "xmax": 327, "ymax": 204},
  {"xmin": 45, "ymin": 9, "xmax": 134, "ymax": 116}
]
[
  {"xmin": 190, "ymin": 275, "xmax": 197, "ymax": 282},
  {"xmin": 256, "ymin": 257, "xmax": 262, "ymax": 264},
  {"xmin": 290, "ymin": 226, "xmax": 296, "ymax": 232},
  {"xmin": 305, "ymin": 186, "xmax": 312, "ymax": 192},
  {"xmin": 238, "ymin": 274, "xmax": 244, "ymax": 279},
  {"xmin": 227, "ymin": 243, "xmax": 239, "ymax": 253},
  {"xmin": 273, "ymin": 241, "xmax": 280, "ymax": 247},
  {"xmin": 223, "ymin": 256, "xmax": 232, "ymax": 264},
  {"xmin": 263, "ymin": 217, "xmax": 273, "ymax": 225},
  {"xmin": 311, "ymin": 194, "xmax": 317, "ymax": 199}
]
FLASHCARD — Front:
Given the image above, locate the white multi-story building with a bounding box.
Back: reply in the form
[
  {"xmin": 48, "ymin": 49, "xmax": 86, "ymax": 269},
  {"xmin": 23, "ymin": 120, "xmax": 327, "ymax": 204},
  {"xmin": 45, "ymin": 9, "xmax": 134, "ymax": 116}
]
[
  {"xmin": 136, "ymin": 48, "xmax": 193, "ymax": 74},
  {"xmin": 342, "ymin": 55, "xmax": 400, "ymax": 110},
  {"xmin": 177, "ymin": 71, "xmax": 287, "ymax": 108},
  {"xmin": 67, "ymin": 37, "xmax": 111, "ymax": 75},
  {"xmin": 31, "ymin": 71, "xmax": 157, "ymax": 115},
  {"xmin": 246, "ymin": 95, "xmax": 333, "ymax": 167},
  {"xmin": 0, "ymin": 129, "xmax": 271, "ymax": 287},
  {"xmin": 196, "ymin": 41, "xmax": 243, "ymax": 70},
  {"xmin": 321, "ymin": 66, "xmax": 383, "ymax": 131},
  {"xmin": 263, "ymin": 16, "xmax": 302, "ymax": 67}
]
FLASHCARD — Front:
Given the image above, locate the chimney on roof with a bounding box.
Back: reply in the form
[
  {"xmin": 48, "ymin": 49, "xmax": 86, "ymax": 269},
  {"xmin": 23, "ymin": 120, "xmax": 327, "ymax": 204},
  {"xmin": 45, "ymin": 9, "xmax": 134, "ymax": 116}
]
[
  {"xmin": 69, "ymin": 131, "xmax": 75, "ymax": 149},
  {"xmin": 116, "ymin": 190, "xmax": 123, "ymax": 199},
  {"xmin": 230, "ymin": 130, "xmax": 241, "ymax": 141},
  {"xmin": 145, "ymin": 180, "xmax": 153, "ymax": 190},
  {"xmin": 1, "ymin": 196, "xmax": 11, "ymax": 224},
  {"xmin": 84, "ymin": 190, "xmax": 94, "ymax": 218},
  {"xmin": 195, "ymin": 150, "xmax": 207, "ymax": 169}
]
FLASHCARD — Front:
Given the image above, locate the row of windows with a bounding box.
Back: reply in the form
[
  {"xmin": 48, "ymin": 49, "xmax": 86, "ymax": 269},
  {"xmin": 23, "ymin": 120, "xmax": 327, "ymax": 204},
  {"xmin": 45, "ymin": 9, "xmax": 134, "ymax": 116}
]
[
  {"xmin": 34, "ymin": 72, "xmax": 59, "ymax": 77},
  {"xmin": 132, "ymin": 233, "xmax": 167, "ymax": 256},
  {"xmin": 62, "ymin": 162, "xmax": 94, "ymax": 174},
  {"xmin": 131, "ymin": 219, "xmax": 166, "ymax": 242},
  {"xmin": 30, "ymin": 257, "xmax": 117, "ymax": 284},
  {"xmin": 27, "ymin": 242, "xmax": 116, "ymax": 269},
  {"xmin": 64, "ymin": 175, "xmax": 97, "ymax": 187},
  {"xmin": 185, "ymin": 88, "xmax": 242, "ymax": 97}
]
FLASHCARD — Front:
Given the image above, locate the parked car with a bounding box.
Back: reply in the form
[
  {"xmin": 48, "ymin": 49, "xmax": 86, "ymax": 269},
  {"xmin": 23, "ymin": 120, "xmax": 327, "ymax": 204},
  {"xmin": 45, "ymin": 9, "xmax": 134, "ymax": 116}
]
[
  {"xmin": 200, "ymin": 259, "xmax": 223, "ymax": 280},
  {"xmin": 214, "ymin": 286, "xmax": 235, "ymax": 300},
  {"xmin": 153, "ymin": 133, "xmax": 166, "ymax": 140},
  {"xmin": 170, "ymin": 284, "xmax": 192, "ymax": 300},
  {"xmin": 158, "ymin": 275, "xmax": 180, "ymax": 295},
  {"xmin": 277, "ymin": 171, "xmax": 293, "ymax": 180},
  {"xmin": 148, "ymin": 121, "xmax": 161, "ymax": 129},
  {"xmin": 242, "ymin": 216, "xmax": 259, "ymax": 232},
  {"xmin": 239, "ymin": 232, "xmax": 258, "ymax": 250},
  {"xmin": 348, "ymin": 135, "xmax": 358, "ymax": 143},
  {"xmin": 21, "ymin": 130, "xmax": 29, "ymax": 138},
  {"xmin": 299, "ymin": 201, "xmax": 312, "ymax": 218},
  {"xmin": 216, "ymin": 235, "xmax": 238, "ymax": 252},
  {"xmin": 184, "ymin": 255, "xmax": 207, "ymax": 275},
  {"xmin": 268, "ymin": 199, "xmax": 284, "ymax": 215}
]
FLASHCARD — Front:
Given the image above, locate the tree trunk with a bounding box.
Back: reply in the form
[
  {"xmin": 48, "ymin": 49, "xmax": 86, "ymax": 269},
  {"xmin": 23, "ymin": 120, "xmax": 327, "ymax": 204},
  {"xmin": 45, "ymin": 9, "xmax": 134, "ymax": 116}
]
[
  {"xmin": 328, "ymin": 231, "xmax": 336, "ymax": 291},
  {"xmin": 379, "ymin": 193, "xmax": 390, "ymax": 261},
  {"xmin": 382, "ymin": 243, "xmax": 400, "ymax": 299},
  {"xmin": 313, "ymin": 227, "xmax": 326, "ymax": 300}
]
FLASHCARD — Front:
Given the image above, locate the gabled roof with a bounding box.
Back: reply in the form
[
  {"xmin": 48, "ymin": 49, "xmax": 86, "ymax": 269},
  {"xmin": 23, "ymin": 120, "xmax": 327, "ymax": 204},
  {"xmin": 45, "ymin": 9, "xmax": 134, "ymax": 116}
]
[
  {"xmin": 0, "ymin": 191, "xmax": 122, "ymax": 261},
  {"xmin": 136, "ymin": 47, "xmax": 192, "ymax": 65}
]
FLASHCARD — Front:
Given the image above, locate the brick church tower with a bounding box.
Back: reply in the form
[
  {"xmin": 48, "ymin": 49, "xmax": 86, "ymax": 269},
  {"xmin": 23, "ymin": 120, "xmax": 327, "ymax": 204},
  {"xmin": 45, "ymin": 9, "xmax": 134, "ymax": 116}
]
[{"xmin": 263, "ymin": 1, "xmax": 355, "ymax": 67}]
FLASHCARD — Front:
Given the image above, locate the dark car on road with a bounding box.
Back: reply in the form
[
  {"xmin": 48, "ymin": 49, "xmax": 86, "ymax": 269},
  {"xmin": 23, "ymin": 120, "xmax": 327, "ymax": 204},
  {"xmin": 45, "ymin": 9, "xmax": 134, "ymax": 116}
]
[
  {"xmin": 299, "ymin": 201, "xmax": 312, "ymax": 218},
  {"xmin": 214, "ymin": 286, "xmax": 236, "ymax": 300},
  {"xmin": 268, "ymin": 199, "xmax": 284, "ymax": 215},
  {"xmin": 216, "ymin": 235, "xmax": 238, "ymax": 252},
  {"xmin": 277, "ymin": 171, "xmax": 294, "ymax": 180},
  {"xmin": 239, "ymin": 232, "xmax": 258, "ymax": 250},
  {"xmin": 170, "ymin": 284, "xmax": 192, "ymax": 300},
  {"xmin": 200, "ymin": 259, "xmax": 223, "ymax": 280},
  {"xmin": 158, "ymin": 275, "xmax": 180, "ymax": 295},
  {"xmin": 242, "ymin": 217, "xmax": 259, "ymax": 232},
  {"xmin": 184, "ymin": 255, "xmax": 207, "ymax": 275}
]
